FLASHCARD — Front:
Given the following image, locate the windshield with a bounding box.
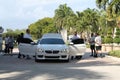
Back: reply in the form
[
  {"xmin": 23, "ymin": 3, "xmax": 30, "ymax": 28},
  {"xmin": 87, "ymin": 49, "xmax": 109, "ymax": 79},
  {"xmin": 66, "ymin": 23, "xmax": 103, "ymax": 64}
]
[{"xmin": 39, "ymin": 38, "xmax": 65, "ymax": 44}]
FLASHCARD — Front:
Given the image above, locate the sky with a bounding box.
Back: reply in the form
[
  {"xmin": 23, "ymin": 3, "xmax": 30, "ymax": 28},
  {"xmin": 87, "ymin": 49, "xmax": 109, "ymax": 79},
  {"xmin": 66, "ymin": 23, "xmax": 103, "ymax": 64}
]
[{"xmin": 0, "ymin": 0, "xmax": 97, "ymax": 32}]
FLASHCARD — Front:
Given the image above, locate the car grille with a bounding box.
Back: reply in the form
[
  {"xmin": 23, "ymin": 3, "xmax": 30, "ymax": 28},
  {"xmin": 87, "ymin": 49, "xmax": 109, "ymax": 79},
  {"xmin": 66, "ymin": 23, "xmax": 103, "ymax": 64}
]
[
  {"xmin": 45, "ymin": 50, "xmax": 59, "ymax": 54},
  {"xmin": 45, "ymin": 56, "xmax": 59, "ymax": 58}
]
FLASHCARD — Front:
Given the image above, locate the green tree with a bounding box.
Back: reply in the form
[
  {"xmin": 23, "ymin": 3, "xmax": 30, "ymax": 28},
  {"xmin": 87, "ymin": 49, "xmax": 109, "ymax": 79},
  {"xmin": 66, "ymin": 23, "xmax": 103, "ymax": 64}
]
[
  {"xmin": 96, "ymin": 0, "xmax": 119, "ymax": 44},
  {"xmin": 29, "ymin": 17, "xmax": 57, "ymax": 39},
  {"xmin": 54, "ymin": 4, "xmax": 74, "ymax": 31},
  {"xmin": 76, "ymin": 8, "xmax": 100, "ymax": 36},
  {"xmin": 96, "ymin": 0, "xmax": 120, "ymax": 20}
]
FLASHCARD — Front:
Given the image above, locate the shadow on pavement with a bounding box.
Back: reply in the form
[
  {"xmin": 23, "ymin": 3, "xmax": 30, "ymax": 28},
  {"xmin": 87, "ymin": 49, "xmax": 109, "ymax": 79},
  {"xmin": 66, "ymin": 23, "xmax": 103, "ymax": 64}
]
[{"xmin": 0, "ymin": 51, "xmax": 120, "ymax": 80}]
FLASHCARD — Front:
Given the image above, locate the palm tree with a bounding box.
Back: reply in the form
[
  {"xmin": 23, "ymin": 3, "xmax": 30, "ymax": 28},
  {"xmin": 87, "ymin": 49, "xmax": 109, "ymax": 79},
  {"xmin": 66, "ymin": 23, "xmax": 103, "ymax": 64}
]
[
  {"xmin": 96, "ymin": 0, "xmax": 120, "ymax": 51},
  {"xmin": 75, "ymin": 8, "xmax": 100, "ymax": 39},
  {"xmin": 54, "ymin": 4, "xmax": 74, "ymax": 31},
  {"xmin": 96, "ymin": 0, "xmax": 120, "ymax": 18}
]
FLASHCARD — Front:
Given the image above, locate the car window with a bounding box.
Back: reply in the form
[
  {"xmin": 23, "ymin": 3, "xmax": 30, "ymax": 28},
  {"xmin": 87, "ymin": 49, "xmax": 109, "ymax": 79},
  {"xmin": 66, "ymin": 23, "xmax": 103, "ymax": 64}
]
[
  {"xmin": 20, "ymin": 38, "xmax": 33, "ymax": 44},
  {"xmin": 71, "ymin": 38, "xmax": 84, "ymax": 44},
  {"xmin": 39, "ymin": 38, "xmax": 65, "ymax": 44}
]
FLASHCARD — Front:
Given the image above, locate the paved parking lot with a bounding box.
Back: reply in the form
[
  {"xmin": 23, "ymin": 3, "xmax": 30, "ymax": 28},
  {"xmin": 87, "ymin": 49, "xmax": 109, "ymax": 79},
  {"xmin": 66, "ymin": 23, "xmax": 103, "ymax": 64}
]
[{"xmin": 0, "ymin": 48, "xmax": 120, "ymax": 80}]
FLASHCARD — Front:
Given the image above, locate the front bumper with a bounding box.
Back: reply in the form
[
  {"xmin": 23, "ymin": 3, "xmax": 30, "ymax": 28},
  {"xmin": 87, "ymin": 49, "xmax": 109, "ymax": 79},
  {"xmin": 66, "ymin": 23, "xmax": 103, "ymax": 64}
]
[{"xmin": 35, "ymin": 53, "xmax": 69, "ymax": 60}]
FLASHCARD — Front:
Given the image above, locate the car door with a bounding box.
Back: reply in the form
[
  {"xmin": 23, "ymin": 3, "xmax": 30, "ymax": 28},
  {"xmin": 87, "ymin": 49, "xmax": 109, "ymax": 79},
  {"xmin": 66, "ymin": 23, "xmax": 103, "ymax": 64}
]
[
  {"xmin": 18, "ymin": 43, "xmax": 36, "ymax": 56},
  {"xmin": 68, "ymin": 39, "xmax": 86, "ymax": 56}
]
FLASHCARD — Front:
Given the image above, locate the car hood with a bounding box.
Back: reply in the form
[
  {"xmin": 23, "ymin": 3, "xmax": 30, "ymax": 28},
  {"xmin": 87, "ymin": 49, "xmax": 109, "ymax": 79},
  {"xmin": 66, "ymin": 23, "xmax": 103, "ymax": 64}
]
[{"xmin": 37, "ymin": 44, "xmax": 68, "ymax": 50}]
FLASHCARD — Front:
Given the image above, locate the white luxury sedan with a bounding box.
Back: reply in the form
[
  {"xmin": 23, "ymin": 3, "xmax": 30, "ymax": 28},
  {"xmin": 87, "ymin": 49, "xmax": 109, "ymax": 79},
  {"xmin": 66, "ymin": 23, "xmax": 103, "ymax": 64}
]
[
  {"xmin": 18, "ymin": 33, "xmax": 70, "ymax": 62},
  {"xmin": 34, "ymin": 33, "xmax": 70, "ymax": 62},
  {"xmin": 18, "ymin": 33, "xmax": 86, "ymax": 62}
]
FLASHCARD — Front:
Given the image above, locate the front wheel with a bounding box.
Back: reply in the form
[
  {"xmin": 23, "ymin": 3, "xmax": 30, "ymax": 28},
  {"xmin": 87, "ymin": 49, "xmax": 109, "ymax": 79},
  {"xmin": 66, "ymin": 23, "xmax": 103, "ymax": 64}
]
[
  {"xmin": 65, "ymin": 58, "xmax": 70, "ymax": 62},
  {"xmin": 75, "ymin": 55, "xmax": 82, "ymax": 60},
  {"xmin": 35, "ymin": 57, "xmax": 39, "ymax": 62}
]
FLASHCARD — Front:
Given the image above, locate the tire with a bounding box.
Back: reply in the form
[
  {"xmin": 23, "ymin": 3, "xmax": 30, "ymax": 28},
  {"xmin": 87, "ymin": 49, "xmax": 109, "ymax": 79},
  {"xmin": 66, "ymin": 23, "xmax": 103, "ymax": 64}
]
[
  {"xmin": 35, "ymin": 59, "xmax": 39, "ymax": 62},
  {"xmin": 65, "ymin": 58, "xmax": 69, "ymax": 62},
  {"xmin": 70, "ymin": 55, "xmax": 76, "ymax": 60},
  {"xmin": 35, "ymin": 57, "xmax": 39, "ymax": 62},
  {"xmin": 75, "ymin": 55, "xmax": 82, "ymax": 60},
  {"xmin": 18, "ymin": 52, "xmax": 21, "ymax": 58},
  {"xmin": 64, "ymin": 56, "xmax": 70, "ymax": 62}
]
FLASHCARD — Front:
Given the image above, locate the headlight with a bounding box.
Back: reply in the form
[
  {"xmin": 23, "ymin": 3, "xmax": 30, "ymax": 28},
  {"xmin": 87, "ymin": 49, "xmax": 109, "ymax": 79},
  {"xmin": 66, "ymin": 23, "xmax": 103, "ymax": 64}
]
[
  {"xmin": 37, "ymin": 48, "xmax": 44, "ymax": 53},
  {"xmin": 61, "ymin": 49, "xmax": 69, "ymax": 53}
]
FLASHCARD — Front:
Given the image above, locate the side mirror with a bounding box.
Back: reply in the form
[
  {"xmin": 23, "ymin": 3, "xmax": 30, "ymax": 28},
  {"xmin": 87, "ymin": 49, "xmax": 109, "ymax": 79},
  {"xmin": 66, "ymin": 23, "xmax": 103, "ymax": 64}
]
[
  {"xmin": 69, "ymin": 42, "xmax": 74, "ymax": 45},
  {"xmin": 30, "ymin": 42, "xmax": 37, "ymax": 45}
]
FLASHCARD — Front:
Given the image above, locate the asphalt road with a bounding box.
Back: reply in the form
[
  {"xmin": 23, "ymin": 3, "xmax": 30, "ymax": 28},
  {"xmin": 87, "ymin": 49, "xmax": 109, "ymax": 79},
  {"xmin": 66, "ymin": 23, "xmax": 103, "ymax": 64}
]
[{"xmin": 0, "ymin": 49, "xmax": 120, "ymax": 80}]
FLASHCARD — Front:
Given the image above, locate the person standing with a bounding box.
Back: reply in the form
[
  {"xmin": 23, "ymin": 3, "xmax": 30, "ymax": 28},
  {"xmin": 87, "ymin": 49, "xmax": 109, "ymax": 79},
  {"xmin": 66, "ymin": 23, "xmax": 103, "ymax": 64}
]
[
  {"xmin": 17, "ymin": 33, "xmax": 25, "ymax": 58},
  {"xmin": 24, "ymin": 29, "xmax": 32, "ymax": 40},
  {"xmin": 4, "ymin": 35, "xmax": 9, "ymax": 54},
  {"xmin": 8, "ymin": 35, "xmax": 15, "ymax": 54},
  {"xmin": 0, "ymin": 27, "xmax": 4, "ymax": 53},
  {"xmin": 89, "ymin": 33, "xmax": 96, "ymax": 57},
  {"xmin": 16, "ymin": 33, "xmax": 24, "ymax": 44},
  {"xmin": 23, "ymin": 29, "xmax": 32, "ymax": 59},
  {"xmin": 0, "ymin": 34, "xmax": 3, "ymax": 53},
  {"xmin": 71, "ymin": 31, "xmax": 80, "ymax": 41},
  {"xmin": 71, "ymin": 31, "xmax": 81, "ymax": 44},
  {"xmin": 95, "ymin": 33, "xmax": 102, "ymax": 57}
]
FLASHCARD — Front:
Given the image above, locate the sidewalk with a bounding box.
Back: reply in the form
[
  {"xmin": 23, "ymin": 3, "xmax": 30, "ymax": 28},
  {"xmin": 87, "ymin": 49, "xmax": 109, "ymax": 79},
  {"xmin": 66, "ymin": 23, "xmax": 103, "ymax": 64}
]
[
  {"xmin": 13, "ymin": 48, "xmax": 19, "ymax": 53},
  {"xmin": 0, "ymin": 48, "xmax": 19, "ymax": 55},
  {"xmin": 86, "ymin": 48, "xmax": 120, "ymax": 62}
]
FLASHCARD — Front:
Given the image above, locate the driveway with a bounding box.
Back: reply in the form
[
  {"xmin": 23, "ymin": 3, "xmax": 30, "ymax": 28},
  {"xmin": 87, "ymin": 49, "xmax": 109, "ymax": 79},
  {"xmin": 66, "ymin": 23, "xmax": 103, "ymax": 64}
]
[{"xmin": 0, "ymin": 48, "xmax": 120, "ymax": 80}]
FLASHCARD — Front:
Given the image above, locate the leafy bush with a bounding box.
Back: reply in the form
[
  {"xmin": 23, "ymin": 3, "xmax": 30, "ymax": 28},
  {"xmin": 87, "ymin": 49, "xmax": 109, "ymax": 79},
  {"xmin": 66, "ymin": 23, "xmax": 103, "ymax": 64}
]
[
  {"xmin": 104, "ymin": 36, "xmax": 113, "ymax": 43},
  {"xmin": 109, "ymin": 50, "xmax": 120, "ymax": 58},
  {"xmin": 102, "ymin": 37, "xmax": 105, "ymax": 44},
  {"xmin": 115, "ymin": 31, "xmax": 120, "ymax": 35},
  {"xmin": 107, "ymin": 31, "xmax": 112, "ymax": 35},
  {"xmin": 113, "ymin": 38, "xmax": 120, "ymax": 44},
  {"xmin": 113, "ymin": 28, "xmax": 120, "ymax": 44}
]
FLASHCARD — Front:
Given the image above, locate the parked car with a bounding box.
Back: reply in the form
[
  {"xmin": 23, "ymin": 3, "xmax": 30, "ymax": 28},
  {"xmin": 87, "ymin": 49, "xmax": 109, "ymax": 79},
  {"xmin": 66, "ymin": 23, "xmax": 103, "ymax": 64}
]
[
  {"xmin": 18, "ymin": 33, "xmax": 70, "ymax": 62},
  {"xmin": 35, "ymin": 33, "xmax": 70, "ymax": 62},
  {"xmin": 18, "ymin": 33, "xmax": 86, "ymax": 62}
]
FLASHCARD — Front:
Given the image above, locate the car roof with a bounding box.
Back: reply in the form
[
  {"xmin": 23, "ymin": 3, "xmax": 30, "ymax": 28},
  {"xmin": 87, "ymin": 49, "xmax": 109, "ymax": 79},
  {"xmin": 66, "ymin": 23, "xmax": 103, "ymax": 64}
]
[{"xmin": 41, "ymin": 33, "xmax": 63, "ymax": 39}]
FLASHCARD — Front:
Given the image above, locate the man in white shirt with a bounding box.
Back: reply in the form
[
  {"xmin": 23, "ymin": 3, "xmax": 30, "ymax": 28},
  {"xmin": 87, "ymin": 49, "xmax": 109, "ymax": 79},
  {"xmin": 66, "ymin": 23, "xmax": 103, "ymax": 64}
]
[
  {"xmin": 23, "ymin": 29, "xmax": 32, "ymax": 59},
  {"xmin": 71, "ymin": 32, "xmax": 80, "ymax": 40},
  {"xmin": 71, "ymin": 32, "xmax": 81, "ymax": 44},
  {"xmin": 95, "ymin": 33, "xmax": 102, "ymax": 57},
  {"xmin": 24, "ymin": 29, "xmax": 32, "ymax": 40}
]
